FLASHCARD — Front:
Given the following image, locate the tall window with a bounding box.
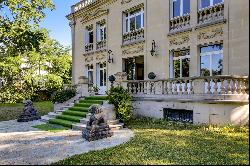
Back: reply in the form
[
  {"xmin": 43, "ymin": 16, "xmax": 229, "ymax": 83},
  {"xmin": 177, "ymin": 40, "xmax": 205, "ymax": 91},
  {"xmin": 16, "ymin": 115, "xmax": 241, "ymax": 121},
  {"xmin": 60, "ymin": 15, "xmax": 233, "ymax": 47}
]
[
  {"xmin": 124, "ymin": 7, "xmax": 144, "ymax": 33},
  {"xmin": 170, "ymin": 49, "xmax": 190, "ymax": 78},
  {"xmin": 87, "ymin": 65, "xmax": 94, "ymax": 84},
  {"xmin": 96, "ymin": 24, "xmax": 106, "ymax": 42},
  {"xmin": 85, "ymin": 28, "xmax": 93, "ymax": 44},
  {"xmin": 199, "ymin": 0, "xmax": 223, "ymax": 9},
  {"xmin": 200, "ymin": 44, "xmax": 223, "ymax": 76},
  {"xmin": 171, "ymin": 0, "xmax": 190, "ymax": 18}
]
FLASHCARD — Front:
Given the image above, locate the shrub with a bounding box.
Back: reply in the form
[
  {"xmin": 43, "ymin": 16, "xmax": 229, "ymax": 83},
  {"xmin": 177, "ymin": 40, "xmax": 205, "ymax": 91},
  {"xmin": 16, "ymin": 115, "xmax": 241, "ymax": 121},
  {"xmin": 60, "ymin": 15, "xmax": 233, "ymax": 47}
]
[
  {"xmin": 107, "ymin": 86, "xmax": 132, "ymax": 124},
  {"xmin": 51, "ymin": 87, "xmax": 76, "ymax": 103}
]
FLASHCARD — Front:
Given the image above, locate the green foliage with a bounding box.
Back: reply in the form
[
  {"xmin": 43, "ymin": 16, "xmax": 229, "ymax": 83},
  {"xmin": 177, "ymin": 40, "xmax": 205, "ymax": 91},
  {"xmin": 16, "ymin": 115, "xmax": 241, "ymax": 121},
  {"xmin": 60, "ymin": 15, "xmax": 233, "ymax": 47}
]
[
  {"xmin": 107, "ymin": 86, "xmax": 132, "ymax": 124},
  {"xmin": 54, "ymin": 118, "xmax": 249, "ymax": 165},
  {"xmin": 51, "ymin": 87, "xmax": 76, "ymax": 104},
  {"xmin": 0, "ymin": 0, "xmax": 55, "ymax": 56}
]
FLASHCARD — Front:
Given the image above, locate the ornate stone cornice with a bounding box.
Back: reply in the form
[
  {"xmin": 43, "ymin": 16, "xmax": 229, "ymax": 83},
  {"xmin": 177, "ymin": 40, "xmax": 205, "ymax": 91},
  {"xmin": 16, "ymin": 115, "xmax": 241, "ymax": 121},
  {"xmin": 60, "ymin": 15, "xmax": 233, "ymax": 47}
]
[
  {"xmin": 96, "ymin": 54, "xmax": 106, "ymax": 61},
  {"xmin": 169, "ymin": 35, "xmax": 190, "ymax": 46},
  {"xmin": 124, "ymin": 3, "xmax": 144, "ymax": 13},
  {"xmin": 198, "ymin": 27, "xmax": 223, "ymax": 40},
  {"xmin": 121, "ymin": 0, "xmax": 133, "ymax": 4},
  {"xmin": 67, "ymin": 0, "xmax": 118, "ymax": 20},
  {"xmin": 81, "ymin": 8, "xmax": 109, "ymax": 24},
  {"xmin": 85, "ymin": 56, "xmax": 94, "ymax": 63},
  {"xmin": 122, "ymin": 44, "xmax": 144, "ymax": 56}
]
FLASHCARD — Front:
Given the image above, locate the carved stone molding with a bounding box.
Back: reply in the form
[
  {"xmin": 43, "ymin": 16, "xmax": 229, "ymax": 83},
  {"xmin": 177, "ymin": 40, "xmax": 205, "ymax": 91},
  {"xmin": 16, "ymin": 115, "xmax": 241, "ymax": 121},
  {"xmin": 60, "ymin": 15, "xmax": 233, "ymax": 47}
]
[
  {"xmin": 122, "ymin": 45, "xmax": 144, "ymax": 56},
  {"xmin": 85, "ymin": 56, "xmax": 94, "ymax": 63},
  {"xmin": 81, "ymin": 8, "xmax": 109, "ymax": 24},
  {"xmin": 121, "ymin": 0, "xmax": 132, "ymax": 4},
  {"xmin": 169, "ymin": 35, "xmax": 190, "ymax": 46},
  {"xmin": 198, "ymin": 27, "xmax": 223, "ymax": 40},
  {"xmin": 96, "ymin": 54, "xmax": 106, "ymax": 61}
]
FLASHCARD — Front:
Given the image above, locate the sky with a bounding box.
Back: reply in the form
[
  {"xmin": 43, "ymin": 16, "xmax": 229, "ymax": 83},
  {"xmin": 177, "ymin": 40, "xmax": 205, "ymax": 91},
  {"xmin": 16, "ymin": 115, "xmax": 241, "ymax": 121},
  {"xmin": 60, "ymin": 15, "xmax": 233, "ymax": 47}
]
[{"xmin": 40, "ymin": 0, "xmax": 80, "ymax": 47}]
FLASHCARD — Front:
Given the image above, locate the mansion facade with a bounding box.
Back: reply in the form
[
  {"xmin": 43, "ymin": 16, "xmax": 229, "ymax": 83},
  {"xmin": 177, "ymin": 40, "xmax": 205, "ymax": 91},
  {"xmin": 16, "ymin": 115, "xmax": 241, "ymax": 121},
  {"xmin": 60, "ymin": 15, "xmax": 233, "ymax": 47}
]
[{"xmin": 67, "ymin": 0, "xmax": 249, "ymax": 125}]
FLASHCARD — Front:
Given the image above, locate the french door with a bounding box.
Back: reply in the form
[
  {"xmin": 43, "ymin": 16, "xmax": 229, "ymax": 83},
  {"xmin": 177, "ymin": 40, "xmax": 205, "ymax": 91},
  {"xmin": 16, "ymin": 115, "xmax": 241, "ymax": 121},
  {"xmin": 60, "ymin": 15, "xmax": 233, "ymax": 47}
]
[{"xmin": 96, "ymin": 62, "xmax": 107, "ymax": 95}]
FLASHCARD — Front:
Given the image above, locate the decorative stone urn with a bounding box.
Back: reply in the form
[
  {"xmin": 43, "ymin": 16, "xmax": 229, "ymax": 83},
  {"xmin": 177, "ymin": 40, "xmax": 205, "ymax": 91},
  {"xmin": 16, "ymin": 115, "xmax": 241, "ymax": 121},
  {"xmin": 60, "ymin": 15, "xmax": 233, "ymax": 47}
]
[
  {"xmin": 17, "ymin": 100, "xmax": 41, "ymax": 122},
  {"xmin": 82, "ymin": 104, "xmax": 113, "ymax": 141}
]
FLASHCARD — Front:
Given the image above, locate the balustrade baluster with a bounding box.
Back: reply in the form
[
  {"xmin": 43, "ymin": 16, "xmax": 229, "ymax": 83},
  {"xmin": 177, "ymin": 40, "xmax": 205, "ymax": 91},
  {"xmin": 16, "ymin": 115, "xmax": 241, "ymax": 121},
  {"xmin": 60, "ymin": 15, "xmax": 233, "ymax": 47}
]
[
  {"xmin": 207, "ymin": 79, "xmax": 212, "ymax": 94},
  {"xmin": 214, "ymin": 78, "xmax": 218, "ymax": 94},
  {"xmin": 183, "ymin": 80, "xmax": 188, "ymax": 95},
  {"xmin": 227, "ymin": 79, "xmax": 232, "ymax": 94},
  {"xmin": 174, "ymin": 81, "xmax": 178, "ymax": 95},
  {"xmin": 232, "ymin": 79, "xmax": 238, "ymax": 94},
  {"xmin": 165, "ymin": 81, "xmax": 168, "ymax": 95}
]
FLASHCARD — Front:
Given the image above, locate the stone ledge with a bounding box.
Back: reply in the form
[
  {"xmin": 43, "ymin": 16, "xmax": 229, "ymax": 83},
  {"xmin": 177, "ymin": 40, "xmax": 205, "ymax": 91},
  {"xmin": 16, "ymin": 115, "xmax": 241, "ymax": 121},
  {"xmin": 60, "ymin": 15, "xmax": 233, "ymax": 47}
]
[
  {"xmin": 168, "ymin": 27, "xmax": 192, "ymax": 37},
  {"xmin": 133, "ymin": 97, "xmax": 249, "ymax": 104},
  {"xmin": 195, "ymin": 18, "xmax": 227, "ymax": 30}
]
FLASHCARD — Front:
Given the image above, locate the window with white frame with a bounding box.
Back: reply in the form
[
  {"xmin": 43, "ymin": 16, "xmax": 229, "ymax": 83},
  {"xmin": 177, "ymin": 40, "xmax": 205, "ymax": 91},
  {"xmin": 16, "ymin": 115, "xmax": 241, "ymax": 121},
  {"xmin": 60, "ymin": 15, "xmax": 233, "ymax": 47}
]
[
  {"xmin": 199, "ymin": 0, "xmax": 223, "ymax": 9},
  {"xmin": 96, "ymin": 23, "xmax": 106, "ymax": 42},
  {"xmin": 170, "ymin": 49, "xmax": 190, "ymax": 78},
  {"xmin": 87, "ymin": 65, "xmax": 94, "ymax": 84},
  {"xmin": 85, "ymin": 27, "xmax": 93, "ymax": 44},
  {"xmin": 171, "ymin": 0, "xmax": 190, "ymax": 18},
  {"xmin": 200, "ymin": 44, "xmax": 223, "ymax": 76},
  {"xmin": 123, "ymin": 7, "xmax": 144, "ymax": 33}
]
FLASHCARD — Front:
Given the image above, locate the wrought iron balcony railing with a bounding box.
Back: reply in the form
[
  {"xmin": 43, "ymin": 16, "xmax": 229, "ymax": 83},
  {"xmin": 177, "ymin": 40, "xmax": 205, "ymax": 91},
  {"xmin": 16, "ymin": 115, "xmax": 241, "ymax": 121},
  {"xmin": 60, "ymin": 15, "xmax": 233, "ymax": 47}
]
[{"xmin": 85, "ymin": 43, "xmax": 94, "ymax": 53}]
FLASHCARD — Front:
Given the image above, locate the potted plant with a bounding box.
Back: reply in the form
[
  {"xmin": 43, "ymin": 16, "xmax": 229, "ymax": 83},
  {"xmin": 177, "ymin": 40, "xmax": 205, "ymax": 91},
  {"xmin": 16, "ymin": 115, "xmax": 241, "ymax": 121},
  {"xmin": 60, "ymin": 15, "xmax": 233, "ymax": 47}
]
[
  {"xmin": 93, "ymin": 85, "xmax": 100, "ymax": 95},
  {"xmin": 148, "ymin": 72, "xmax": 156, "ymax": 80}
]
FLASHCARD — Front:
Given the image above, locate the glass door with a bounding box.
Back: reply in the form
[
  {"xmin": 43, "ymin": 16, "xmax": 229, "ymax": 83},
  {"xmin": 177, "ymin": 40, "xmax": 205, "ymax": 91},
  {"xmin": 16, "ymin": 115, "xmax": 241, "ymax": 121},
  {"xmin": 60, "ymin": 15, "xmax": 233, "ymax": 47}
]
[{"xmin": 97, "ymin": 62, "xmax": 107, "ymax": 95}]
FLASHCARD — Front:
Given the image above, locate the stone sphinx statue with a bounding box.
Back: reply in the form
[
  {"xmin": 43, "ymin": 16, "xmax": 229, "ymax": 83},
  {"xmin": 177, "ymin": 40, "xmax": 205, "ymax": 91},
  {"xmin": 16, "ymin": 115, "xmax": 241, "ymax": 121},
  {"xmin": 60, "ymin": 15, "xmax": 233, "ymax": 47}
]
[
  {"xmin": 17, "ymin": 100, "xmax": 41, "ymax": 122},
  {"xmin": 82, "ymin": 104, "xmax": 113, "ymax": 141}
]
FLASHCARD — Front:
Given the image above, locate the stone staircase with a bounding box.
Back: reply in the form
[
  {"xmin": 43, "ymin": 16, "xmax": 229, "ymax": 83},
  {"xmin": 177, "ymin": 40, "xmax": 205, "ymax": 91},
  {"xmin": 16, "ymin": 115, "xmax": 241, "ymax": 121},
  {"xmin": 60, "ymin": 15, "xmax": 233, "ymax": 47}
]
[{"xmin": 41, "ymin": 96, "xmax": 124, "ymax": 130}]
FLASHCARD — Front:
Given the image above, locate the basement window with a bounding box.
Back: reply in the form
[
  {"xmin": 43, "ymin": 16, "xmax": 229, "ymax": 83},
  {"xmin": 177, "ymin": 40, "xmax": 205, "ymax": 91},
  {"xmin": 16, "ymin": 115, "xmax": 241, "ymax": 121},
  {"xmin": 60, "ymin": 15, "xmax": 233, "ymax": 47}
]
[{"xmin": 163, "ymin": 108, "xmax": 193, "ymax": 123}]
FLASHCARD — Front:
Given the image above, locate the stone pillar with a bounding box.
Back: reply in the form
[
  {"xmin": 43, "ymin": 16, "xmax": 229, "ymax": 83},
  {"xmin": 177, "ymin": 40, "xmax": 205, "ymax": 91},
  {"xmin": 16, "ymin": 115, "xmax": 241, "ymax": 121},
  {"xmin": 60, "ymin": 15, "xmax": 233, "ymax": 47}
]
[
  {"xmin": 77, "ymin": 76, "xmax": 90, "ymax": 97},
  {"xmin": 193, "ymin": 78, "xmax": 205, "ymax": 94},
  {"xmin": 190, "ymin": 0, "xmax": 199, "ymax": 77}
]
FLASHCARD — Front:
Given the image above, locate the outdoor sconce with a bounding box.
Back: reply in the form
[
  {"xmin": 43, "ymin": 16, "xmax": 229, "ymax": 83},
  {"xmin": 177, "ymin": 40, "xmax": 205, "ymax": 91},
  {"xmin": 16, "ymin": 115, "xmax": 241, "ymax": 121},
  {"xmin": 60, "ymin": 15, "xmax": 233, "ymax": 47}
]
[
  {"xmin": 108, "ymin": 50, "xmax": 114, "ymax": 63},
  {"xmin": 150, "ymin": 40, "xmax": 156, "ymax": 56}
]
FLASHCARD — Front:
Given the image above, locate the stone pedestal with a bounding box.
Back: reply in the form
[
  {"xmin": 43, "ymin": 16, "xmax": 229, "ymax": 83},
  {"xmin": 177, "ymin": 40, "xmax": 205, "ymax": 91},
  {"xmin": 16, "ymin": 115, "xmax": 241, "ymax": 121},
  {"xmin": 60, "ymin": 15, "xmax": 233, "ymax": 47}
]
[{"xmin": 82, "ymin": 124, "xmax": 113, "ymax": 141}]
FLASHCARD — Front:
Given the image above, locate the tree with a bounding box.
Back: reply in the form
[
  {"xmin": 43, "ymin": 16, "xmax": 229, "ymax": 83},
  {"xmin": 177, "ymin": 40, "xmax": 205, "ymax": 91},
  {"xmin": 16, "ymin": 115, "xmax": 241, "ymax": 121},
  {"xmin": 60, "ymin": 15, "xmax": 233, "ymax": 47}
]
[{"xmin": 0, "ymin": 0, "xmax": 55, "ymax": 57}]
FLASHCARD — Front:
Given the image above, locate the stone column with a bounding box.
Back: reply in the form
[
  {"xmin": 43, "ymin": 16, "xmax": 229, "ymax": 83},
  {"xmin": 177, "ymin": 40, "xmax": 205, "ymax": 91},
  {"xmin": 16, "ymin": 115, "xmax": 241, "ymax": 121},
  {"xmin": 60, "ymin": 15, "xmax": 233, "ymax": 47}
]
[{"xmin": 189, "ymin": 0, "xmax": 199, "ymax": 77}]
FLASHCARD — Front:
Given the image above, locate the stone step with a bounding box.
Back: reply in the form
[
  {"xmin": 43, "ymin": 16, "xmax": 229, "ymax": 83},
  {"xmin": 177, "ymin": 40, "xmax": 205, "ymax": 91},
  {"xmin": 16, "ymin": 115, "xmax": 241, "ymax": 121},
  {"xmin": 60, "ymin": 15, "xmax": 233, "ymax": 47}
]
[
  {"xmin": 72, "ymin": 123, "xmax": 86, "ymax": 130},
  {"xmin": 72, "ymin": 123, "xmax": 124, "ymax": 131},
  {"xmin": 62, "ymin": 105, "xmax": 72, "ymax": 108},
  {"xmin": 80, "ymin": 118, "xmax": 89, "ymax": 124},
  {"xmin": 55, "ymin": 109, "xmax": 66, "ymax": 113},
  {"xmin": 40, "ymin": 115, "xmax": 53, "ymax": 122},
  {"xmin": 48, "ymin": 112, "xmax": 62, "ymax": 118},
  {"xmin": 107, "ymin": 119, "xmax": 120, "ymax": 125}
]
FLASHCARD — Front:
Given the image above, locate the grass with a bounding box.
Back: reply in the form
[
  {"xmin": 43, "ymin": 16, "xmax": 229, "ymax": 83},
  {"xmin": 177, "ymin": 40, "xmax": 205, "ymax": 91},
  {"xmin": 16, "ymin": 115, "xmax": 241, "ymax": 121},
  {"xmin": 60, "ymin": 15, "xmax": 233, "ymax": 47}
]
[
  {"xmin": 54, "ymin": 118, "xmax": 249, "ymax": 165},
  {"xmin": 32, "ymin": 123, "xmax": 69, "ymax": 132},
  {"xmin": 49, "ymin": 118, "xmax": 76, "ymax": 128},
  {"xmin": 0, "ymin": 101, "xmax": 53, "ymax": 122}
]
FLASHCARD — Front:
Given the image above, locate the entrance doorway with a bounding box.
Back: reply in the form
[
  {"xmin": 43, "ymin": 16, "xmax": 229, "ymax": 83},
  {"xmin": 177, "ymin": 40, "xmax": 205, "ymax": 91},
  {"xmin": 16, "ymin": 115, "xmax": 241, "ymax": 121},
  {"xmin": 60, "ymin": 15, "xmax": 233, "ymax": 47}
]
[
  {"xmin": 123, "ymin": 56, "xmax": 144, "ymax": 80},
  {"xmin": 96, "ymin": 62, "xmax": 107, "ymax": 95}
]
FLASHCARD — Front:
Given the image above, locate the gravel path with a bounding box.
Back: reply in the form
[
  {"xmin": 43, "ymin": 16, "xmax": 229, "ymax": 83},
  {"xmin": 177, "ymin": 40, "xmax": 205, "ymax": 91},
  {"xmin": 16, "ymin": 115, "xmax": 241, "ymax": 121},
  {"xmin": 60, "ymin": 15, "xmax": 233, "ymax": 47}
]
[{"xmin": 0, "ymin": 120, "xmax": 134, "ymax": 165}]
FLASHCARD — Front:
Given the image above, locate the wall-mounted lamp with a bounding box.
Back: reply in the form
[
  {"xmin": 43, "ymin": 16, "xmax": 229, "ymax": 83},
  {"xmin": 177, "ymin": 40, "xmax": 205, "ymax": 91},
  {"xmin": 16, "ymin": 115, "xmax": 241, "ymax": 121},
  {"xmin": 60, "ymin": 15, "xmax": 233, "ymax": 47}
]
[
  {"xmin": 150, "ymin": 40, "xmax": 156, "ymax": 56},
  {"xmin": 108, "ymin": 50, "xmax": 114, "ymax": 63}
]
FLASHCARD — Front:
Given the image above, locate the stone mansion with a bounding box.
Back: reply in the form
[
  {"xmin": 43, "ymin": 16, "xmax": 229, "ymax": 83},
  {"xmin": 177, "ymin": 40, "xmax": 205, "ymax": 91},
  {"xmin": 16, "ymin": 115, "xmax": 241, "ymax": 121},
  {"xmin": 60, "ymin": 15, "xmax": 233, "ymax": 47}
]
[{"xmin": 67, "ymin": 0, "xmax": 249, "ymax": 125}]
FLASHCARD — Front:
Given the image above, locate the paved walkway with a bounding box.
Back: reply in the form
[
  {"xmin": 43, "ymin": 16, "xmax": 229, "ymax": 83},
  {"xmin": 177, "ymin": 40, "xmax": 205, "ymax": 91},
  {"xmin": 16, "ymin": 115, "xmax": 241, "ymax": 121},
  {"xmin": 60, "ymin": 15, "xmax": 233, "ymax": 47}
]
[{"xmin": 0, "ymin": 120, "xmax": 134, "ymax": 165}]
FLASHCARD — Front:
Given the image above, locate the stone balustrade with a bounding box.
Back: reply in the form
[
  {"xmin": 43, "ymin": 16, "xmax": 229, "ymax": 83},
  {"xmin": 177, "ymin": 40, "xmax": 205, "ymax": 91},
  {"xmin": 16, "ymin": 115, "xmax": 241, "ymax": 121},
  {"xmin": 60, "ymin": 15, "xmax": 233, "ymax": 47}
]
[
  {"xmin": 85, "ymin": 43, "xmax": 94, "ymax": 52},
  {"xmin": 198, "ymin": 3, "xmax": 224, "ymax": 25},
  {"xmin": 169, "ymin": 14, "xmax": 190, "ymax": 33},
  {"xmin": 72, "ymin": 0, "xmax": 96, "ymax": 13},
  {"xmin": 96, "ymin": 40, "xmax": 107, "ymax": 50},
  {"xmin": 123, "ymin": 28, "xmax": 144, "ymax": 44},
  {"xmin": 123, "ymin": 75, "xmax": 249, "ymax": 101}
]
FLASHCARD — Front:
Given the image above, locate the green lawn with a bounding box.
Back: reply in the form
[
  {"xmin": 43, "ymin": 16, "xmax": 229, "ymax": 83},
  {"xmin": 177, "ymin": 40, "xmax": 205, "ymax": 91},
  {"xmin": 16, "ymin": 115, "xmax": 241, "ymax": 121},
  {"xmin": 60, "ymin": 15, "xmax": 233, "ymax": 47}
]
[
  {"xmin": 32, "ymin": 123, "xmax": 69, "ymax": 132},
  {"xmin": 54, "ymin": 118, "xmax": 249, "ymax": 165},
  {"xmin": 0, "ymin": 101, "xmax": 53, "ymax": 122}
]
